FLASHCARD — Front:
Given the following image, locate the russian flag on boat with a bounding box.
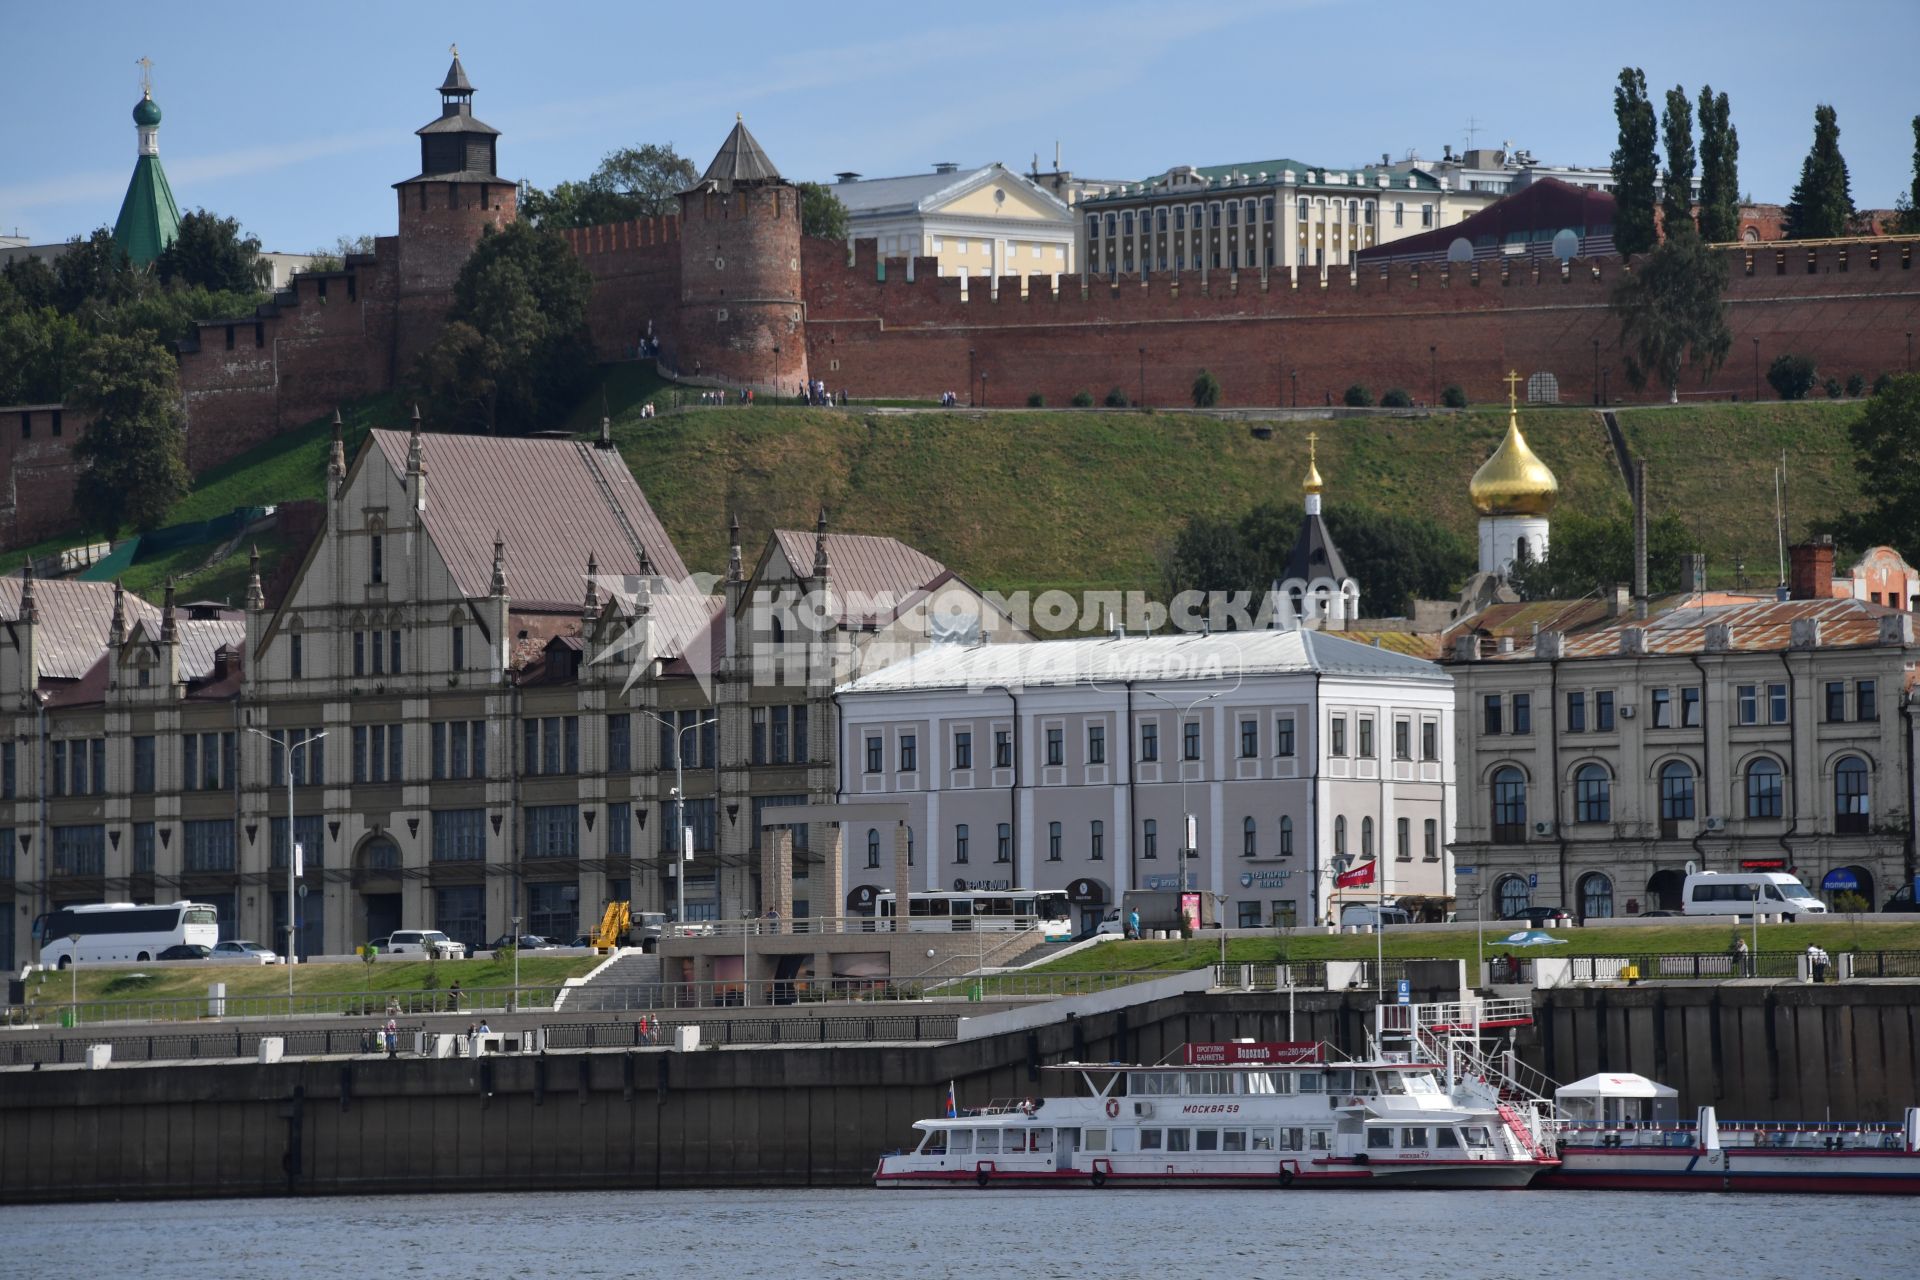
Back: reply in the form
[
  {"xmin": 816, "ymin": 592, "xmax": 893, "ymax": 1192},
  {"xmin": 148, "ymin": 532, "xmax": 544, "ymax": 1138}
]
[{"xmin": 946, "ymin": 1082, "xmax": 957, "ymax": 1118}]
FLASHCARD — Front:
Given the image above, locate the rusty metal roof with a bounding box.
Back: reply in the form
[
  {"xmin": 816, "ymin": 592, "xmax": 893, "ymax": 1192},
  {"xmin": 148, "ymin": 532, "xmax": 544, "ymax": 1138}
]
[
  {"xmin": 175, "ymin": 620, "xmax": 248, "ymax": 680},
  {"xmin": 0, "ymin": 578, "xmax": 160, "ymax": 681},
  {"xmin": 370, "ymin": 431, "xmax": 686, "ymax": 610},
  {"xmin": 1473, "ymin": 597, "xmax": 1908, "ymax": 662}
]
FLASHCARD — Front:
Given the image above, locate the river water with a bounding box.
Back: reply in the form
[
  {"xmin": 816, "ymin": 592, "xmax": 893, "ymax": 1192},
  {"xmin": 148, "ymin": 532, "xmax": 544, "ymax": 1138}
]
[{"xmin": 5, "ymin": 1188, "xmax": 1912, "ymax": 1279}]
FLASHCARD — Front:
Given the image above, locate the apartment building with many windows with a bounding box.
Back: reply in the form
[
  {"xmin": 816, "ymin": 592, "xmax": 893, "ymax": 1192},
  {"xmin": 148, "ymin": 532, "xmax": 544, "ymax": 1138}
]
[
  {"xmin": 834, "ymin": 628, "xmax": 1456, "ymax": 934},
  {"xmin": 0, "ymin": 419, "xmax": 1020, "ymax": 968},
  {"xmin": 1445, "ymin": 595, "xmax": 1918, "ymax": 922}
]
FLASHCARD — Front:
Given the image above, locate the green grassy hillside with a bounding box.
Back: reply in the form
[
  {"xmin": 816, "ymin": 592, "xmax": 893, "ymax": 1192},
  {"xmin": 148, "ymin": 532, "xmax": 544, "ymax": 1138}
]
[
  {"xmin": 614, "ymin": 405, "xmax": 1626, "ymax": 597},
  {"xmin": 1615, "ymin": 400, "xmax": 1864, "ymax": 583},
  {"xmin": 9, "ymin": 363, "xmax": 1878, "ymax": 610}
]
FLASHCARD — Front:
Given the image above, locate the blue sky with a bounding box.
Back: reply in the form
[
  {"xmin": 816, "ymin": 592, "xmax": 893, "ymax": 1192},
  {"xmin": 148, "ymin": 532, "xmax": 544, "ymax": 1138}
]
[{"xmin": 3, "ymin": 0, "xmax": 1915, "ymax": 251}]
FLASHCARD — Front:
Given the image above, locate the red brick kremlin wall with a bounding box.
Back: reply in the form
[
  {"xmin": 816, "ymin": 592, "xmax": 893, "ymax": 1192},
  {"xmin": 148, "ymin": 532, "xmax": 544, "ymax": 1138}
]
[{"xmin": 803, "ymin": 237, "xmax": 1920, "ymax": 407}]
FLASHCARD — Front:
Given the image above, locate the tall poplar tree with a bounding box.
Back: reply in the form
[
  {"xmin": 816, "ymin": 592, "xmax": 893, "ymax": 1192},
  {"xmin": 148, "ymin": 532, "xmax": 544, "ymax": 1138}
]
[
  {"xmin": 1895, "ymin": 115, "xmax": 1920, "ymax": 235},
  {"xmin": 1611, "ymin": 68, "xmax": 1659, "ymax": 257},
  {"xmin": 1660, "ymin": 86, "xmax": 1696, "ymax": 235},
  {"xmin": 1695, "ymin": 87, "xmax": 1741, "ymax": 243},
  {"xmin": 1783, "ymin": 104, "xmax": 1854, "ymax": 240}
]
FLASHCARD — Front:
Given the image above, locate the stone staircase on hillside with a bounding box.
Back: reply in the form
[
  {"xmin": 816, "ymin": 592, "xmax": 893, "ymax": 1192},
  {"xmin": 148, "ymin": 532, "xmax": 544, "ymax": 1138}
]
[{"xmin": 561, "ymin": 951, "xmax": 664, "ymax": 1012}]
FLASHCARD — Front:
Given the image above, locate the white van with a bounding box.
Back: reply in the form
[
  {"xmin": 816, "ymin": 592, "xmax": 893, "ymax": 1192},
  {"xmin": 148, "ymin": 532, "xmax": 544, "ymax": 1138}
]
[
  {"xmin": 1340, "ymin": 901, "xmax": 1411, "ymax": 928},
  {"xmin": 1681, "ymin": 872, "xmax": 1827, "ymax": 922}
]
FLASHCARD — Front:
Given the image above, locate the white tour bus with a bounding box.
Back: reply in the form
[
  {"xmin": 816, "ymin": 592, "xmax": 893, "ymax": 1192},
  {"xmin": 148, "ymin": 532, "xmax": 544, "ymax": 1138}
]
[
  {"xmin": 876, "ymin": 890, "xmax": 1074, "ymax": 940},
  {"xmin": 31, "ymin": 901, "xmax": 220, "ymax": 967},
  {"xmin": 1681, "ymin": 872, "xmax": 1827, "ymax": 922}
]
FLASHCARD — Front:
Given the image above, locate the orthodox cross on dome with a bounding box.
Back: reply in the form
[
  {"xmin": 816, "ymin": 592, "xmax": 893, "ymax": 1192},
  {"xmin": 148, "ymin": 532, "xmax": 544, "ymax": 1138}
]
[
  {"xmin": 450, "ymin": 42, "xmax": 458, "ymax": 58},
  {"xmin": 1504, "ymin": 369, "xmax": 1522, "ymax": 413},
  {"xmin": 137, "ymin": 55, "xmax": 154, "ymax": 97}
]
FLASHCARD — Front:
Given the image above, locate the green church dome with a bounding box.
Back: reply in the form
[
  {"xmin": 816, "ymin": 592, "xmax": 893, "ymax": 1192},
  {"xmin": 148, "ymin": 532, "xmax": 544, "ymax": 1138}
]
[{"xmin": 134, "ymin": 95, "xmax": 162, "ymax": 127}]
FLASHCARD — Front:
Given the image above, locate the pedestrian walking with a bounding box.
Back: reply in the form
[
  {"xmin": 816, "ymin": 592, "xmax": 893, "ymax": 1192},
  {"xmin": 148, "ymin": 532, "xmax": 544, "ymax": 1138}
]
[
  {"xmin": 1732, "ymin": 937, "xmax": 1752, "ymax": 978},
  {"xmin": 448, "ymin": 980, "xmax": 462, "ymax": 1012},
  {"xmin": 384, "ymin": 1017, "xmax": 399, "ymax": 1057}
]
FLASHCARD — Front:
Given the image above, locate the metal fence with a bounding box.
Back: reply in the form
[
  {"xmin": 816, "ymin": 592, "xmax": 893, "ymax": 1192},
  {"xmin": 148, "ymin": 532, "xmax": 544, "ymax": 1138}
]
[
  {"xmin": 6, "ymin": 985, "xmax": 561, "ymax": 1028},
  {"xmin": 1564, "ymin": 950, "xmax": 1920, "ymax": 983}
]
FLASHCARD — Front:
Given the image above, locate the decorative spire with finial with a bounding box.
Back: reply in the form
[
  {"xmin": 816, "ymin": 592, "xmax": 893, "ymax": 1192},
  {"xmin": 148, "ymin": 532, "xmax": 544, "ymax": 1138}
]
[
  {"xmin": 245, "ymin": 545, "xmax": 265, "ymax": 611},
  {"xmin": 583, "ymin": 552, "xmax": 601, "ymax": 619},
  {"xmin": 727, "ymin": 511, "xmax": 743, "ymax": 584},
  {"xmin": 160, "ymin": 576, "xmax": 177, "ymax": 642},
  {"xmin": 812, "ymin": 506, "xmax": 830, "ymax": 578},
  {"xmin": 109, "ymin": 579, "xmax": 126, "ymax": 645},
  {"xmin": 19, "ymin": 563, "xmax": 37, "ymax": 625},
  {"xmin": 328, "ymin": 408, "xmax": 347, "ymax": 485},
  {"xmin": 599, "ymin": 415, "xmax": 612, "ymax": 450},
  {"xmin": 407, "ymin": 404, "xmax": 424, "ymax": 474},
  {"xmin": 1302, "ymin": 431, "xmax": 1325, "ymax": 514},
  {"xmin": 490, "ymin": 531, "xmax": 507, "ymax": 595}
]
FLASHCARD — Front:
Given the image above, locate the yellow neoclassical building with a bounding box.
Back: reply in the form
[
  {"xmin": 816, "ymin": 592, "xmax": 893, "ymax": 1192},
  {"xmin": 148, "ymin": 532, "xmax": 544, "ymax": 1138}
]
[{"xmin": 829, "ymin": 162, "xmax": 1078, "ymax": 281}]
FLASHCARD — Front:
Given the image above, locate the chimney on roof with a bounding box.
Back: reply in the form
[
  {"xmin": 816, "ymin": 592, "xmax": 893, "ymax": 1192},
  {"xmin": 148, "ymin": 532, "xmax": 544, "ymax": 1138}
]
[
  {"xmin": 1606, "ymin": 584, "xmax": 1630, "ymax": 617},
  {"xmin": 1536, "ymin": 630, "xmax": 1564, "ymax": 660},
  {"xmin": 1619, "ymin": 626, "xmax": 1647, "ymax": 656},
  {"xmin": 1681, "ymin": 552, "xmax": 1707, "ymax": 595},
  {"xmin": 597, "ymin": 415, "xmax": 613, "ymax": 451},
  {"xmin": 18, "ymin": 562, "xmax": 37, "ymax": 626},
  {"xmin": 1788, "ymin": 536, "xmax": 1835, "ymax": 601},
  {"xmin": 109, "ymin": 579, "xmax": 126, "ymax": 647},
  {"xmin": 834, "ymin": 171, "xmax": 861, "ymax": 184},
  {"xmin": 1382, "ymin": 153, "xmax": 1390, "ymax": 167},
  {"xmin": 933, "ymin": 162, "xmax": 958, "ymax": 175},
  {"xmin": 1496, "ymin": 635, "xmax": 1512, "ymax": 654},
  {"xmin": 1790, "ymin": 617, "xmax": 1823, "ymax": 649},
  {"xmin": 160, "ymin": 576, "xmax": 177, "ymax": 643},
  {"xmin": 1705, "ymin": 622, "xmax": 1733, "ymax": 653},
  {"xmin": 1878, "ymin": 614, "xmax": 1914, "ymax": 646}
]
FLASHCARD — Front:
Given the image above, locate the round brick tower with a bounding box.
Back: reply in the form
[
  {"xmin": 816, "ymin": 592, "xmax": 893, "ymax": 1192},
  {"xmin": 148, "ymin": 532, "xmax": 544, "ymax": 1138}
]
[
  {"xmin": 393, "ymin": 51, "xmax": 518, "ymax": 368},
  {"xmin": 676, "ymin": 117, "xmax": 807, "ymax": 394}
]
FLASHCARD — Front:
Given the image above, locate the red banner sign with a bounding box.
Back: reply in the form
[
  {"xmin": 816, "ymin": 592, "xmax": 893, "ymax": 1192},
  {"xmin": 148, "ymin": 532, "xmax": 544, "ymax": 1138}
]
[
  {"xmin": 1739, "ymin": 859, "xmax": 1788, "ymax": 871},
  {"xmin": 1184, "ymin": 1041, "xmax": 1323, "ymax": 1066},
  {"xmin": 1336, "ymin": 861, "xmax": 1376, "ymax": 888}
]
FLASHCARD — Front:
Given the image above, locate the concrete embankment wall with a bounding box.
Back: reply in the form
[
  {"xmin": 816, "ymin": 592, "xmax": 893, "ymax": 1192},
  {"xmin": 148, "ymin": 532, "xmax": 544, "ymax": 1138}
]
[{"xmin": 1, "ymin": 984, "xmax": 1914, "ymax": 1203}]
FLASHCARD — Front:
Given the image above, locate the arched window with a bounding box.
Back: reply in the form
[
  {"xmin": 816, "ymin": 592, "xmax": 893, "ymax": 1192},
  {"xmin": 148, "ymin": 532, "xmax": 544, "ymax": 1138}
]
[
  {"xmin": 1174, "ymin": 205, "xmax": 1186, "ymax": 231},
  {"xmin": 1745, "ymin": 757, "xmax": 1784, "ymax": 819},
  {"xmin": 1496, "ymin": 874, "xmax": 1530, "ymax": 918},
  {"xmin": 1334, "ymin": 815, "xmax": 1347, "ymax": 856},
  {"xmin": 1834, "ymin": 756, "xmax": 1870, "ymax": 834},
  {"xmin": 865, "ymin": 828, "xmax": 880, "ymax": 868},
  {"xmin": 1243, "ymin": 816, "xmax": 1258, "ymax": 857},
  {"xmin": 1659, "ymin": 760, "xmax": 1696, "ymax": 824},
  {"xmin": 1155, "ymin": 208, "xmax": 1167, "ymax": 232},
  {"xmin": 1578, "ymin": 872, "xmax": 1614, "ymax": 921},
  {"xmin": 1280, "ymin": 815, "xmax": 1293, "ymax": 857},
  {"xmin": 1361, "ymin": 816, "xmax": 1374, "ymax": 858},
  {"xmin": 1491, "ymin": 766, "xmax": 1527, "ymax": 844},
  {"xmin": 1574, "ymin": 763, "xmax": 1611, "ymax": 824}
]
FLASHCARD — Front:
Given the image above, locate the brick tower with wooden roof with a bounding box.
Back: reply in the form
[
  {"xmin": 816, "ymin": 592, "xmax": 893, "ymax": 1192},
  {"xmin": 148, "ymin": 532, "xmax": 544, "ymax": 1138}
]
[
  {"xmin": 676, "ymin": 116, "xmax": 807, "ymax": 395},
  {"xmin": 393, "ymin": 47, "xmax": 519, "ymax": 367}
]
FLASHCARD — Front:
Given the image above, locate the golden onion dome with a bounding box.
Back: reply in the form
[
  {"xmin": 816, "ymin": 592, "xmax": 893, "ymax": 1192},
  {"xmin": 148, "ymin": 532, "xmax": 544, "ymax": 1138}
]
[
  {"xmin": 1302, "ymin": 430, "xmax": 1325, "ymax": 495},
  {"xmin": 1471, "ymin": 379, "xmax": 1559, "ymax": 516}
]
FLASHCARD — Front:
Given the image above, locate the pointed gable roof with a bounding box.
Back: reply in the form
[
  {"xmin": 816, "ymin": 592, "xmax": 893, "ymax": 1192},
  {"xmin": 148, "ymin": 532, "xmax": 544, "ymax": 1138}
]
[
  {"xmin": 1283, "ymin": 512, "xmax": 1349, "ymax": 584},
  {"xmin": 439, "ymin": 55, "xmax": 473, "ymax": 94},
  {"xmin": 367, "ymin": 431, "xmax": 688, "ymax": 609},
  {"xmin": 701, "ymin": 117, "xmax": 783, "ymax": 187},
  {"xmin": 0, "ymin": 576, "xmax": 162, "ymax": 680}
]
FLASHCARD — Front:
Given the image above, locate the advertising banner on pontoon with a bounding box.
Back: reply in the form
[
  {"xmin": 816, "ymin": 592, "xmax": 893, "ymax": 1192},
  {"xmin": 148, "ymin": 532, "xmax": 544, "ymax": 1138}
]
[{"xmin": 1185, "ymin": 1041, "xmax": 1322, "ymax": 1066}]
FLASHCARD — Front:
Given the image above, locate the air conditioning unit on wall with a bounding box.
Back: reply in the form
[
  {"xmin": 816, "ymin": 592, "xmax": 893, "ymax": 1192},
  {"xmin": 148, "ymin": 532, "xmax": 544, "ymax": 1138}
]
[
  {"xmin": 1619, "ymin": 705, "xmax": 1637, "ymax": 719},
  {"xmin": 1532, "ymin": 821, "xmax": 1555, "ymax": 837},
  {"xmin": 1704, "ymin": 816, "xmax": 1727, "ymax": 832}
]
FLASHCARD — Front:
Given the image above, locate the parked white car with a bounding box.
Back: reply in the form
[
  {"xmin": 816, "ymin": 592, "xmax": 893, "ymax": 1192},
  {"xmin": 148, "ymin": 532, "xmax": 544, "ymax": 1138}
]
[
  {"xmin": 378, "ymin": 929, "xmax": 469, "ymax": 960},
  {"xmin": 210, "ymin": 940, "xmax": 279, "ymax": 965}
]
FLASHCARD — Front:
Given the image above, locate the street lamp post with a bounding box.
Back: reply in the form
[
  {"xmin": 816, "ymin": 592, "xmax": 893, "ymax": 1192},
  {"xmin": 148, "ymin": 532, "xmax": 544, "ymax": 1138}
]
[
  {"xmin": 68, "ymin": 932, "xmax": 81, "ymax": 1013},
  {"xmin": 246, "ymin": 726, "xmax": 326, "ymax": 1000},
  {"xmin": 1141, "ymin": 689, "xmax": 1221, "ymax": 922},
  {"xmin": 639, "ymin": 711, "xmax": 718, "ymax": 926},
  {"xmin": 1290, "ymin": 370, "xmax": 1298, "ymax": 408},
  {"xmin": 511, "ymin": 914, "xmax": 523, "ymax": 1003},
  {"xmin": 980, "ymin": 371, "xmax": 989, "ymax": 408}
]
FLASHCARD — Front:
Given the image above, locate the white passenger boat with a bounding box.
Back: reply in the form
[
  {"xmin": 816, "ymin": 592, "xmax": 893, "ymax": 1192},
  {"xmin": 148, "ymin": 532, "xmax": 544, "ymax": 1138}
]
[
  {"xmin": 876, "ymin": 1002, "xmax": 1559, "ymax": 1190},
  {"xmin": 1542, "ymin": 1073, "xmax": 1920, "ymax": 1195}
]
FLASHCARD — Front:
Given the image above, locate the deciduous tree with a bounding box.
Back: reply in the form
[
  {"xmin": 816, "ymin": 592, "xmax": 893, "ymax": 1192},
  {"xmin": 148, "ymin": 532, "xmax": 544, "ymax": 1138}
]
[
  {"xmin": 1506, "ymin": 509, "xmax": 1692, "ymax": 601},
  {"xmin": 1783, "ymin": 104, "xmax": 1854, "ymax": 240},
  {"xmin": 797, "ymin": 183, "xmax": 850, "ymax": 241},
  {"xmin": 1660, "ymin": 85, "xmax": 1696, "ymax": 235},
  {"xmin": 156, "ymin": 208, "xmax": 265, "ymax": 295},
  {"xmin": 67, "ymin": 333, "xmax": 190, "ymax": 536},
  {"xmin": 521, "ymin": 144, "xmax": 698, "ymax": 228},
  {"xmin": 414, "ymin": 221, "xmax": 593, "ymax": 434},
  {"xmin": 1611, "ymin": 68, "xmax": 1660, "ymax": 257},
  {"xmin": 1696, "ymin": 87, "xmax": 1741, "ymax": 243},
  {"xmin": 1843, "ymin": 373, "xmax": 1920, "ymax": 552},
  {"xmin": 1612, "ymin": 226, "xmax": 1731, "ymax": 402}
]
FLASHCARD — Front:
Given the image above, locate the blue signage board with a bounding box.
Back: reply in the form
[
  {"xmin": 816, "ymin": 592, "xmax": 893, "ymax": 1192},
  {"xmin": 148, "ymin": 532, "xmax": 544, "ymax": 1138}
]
[
  {"xmin": 1528, "ymin": 873, "xmax": 1538, "ymax": 889},
  {"xmin": 1822, "ymin": 868, "xmax": 1860, "ymax": 892},
  {"xmin": 1455, "ymin": 865, "xmax": 1477, "ymax": 878},
  {"xmin": 1396, "ymin": 979, "xmax": 1411, "ymax": 1005}
]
